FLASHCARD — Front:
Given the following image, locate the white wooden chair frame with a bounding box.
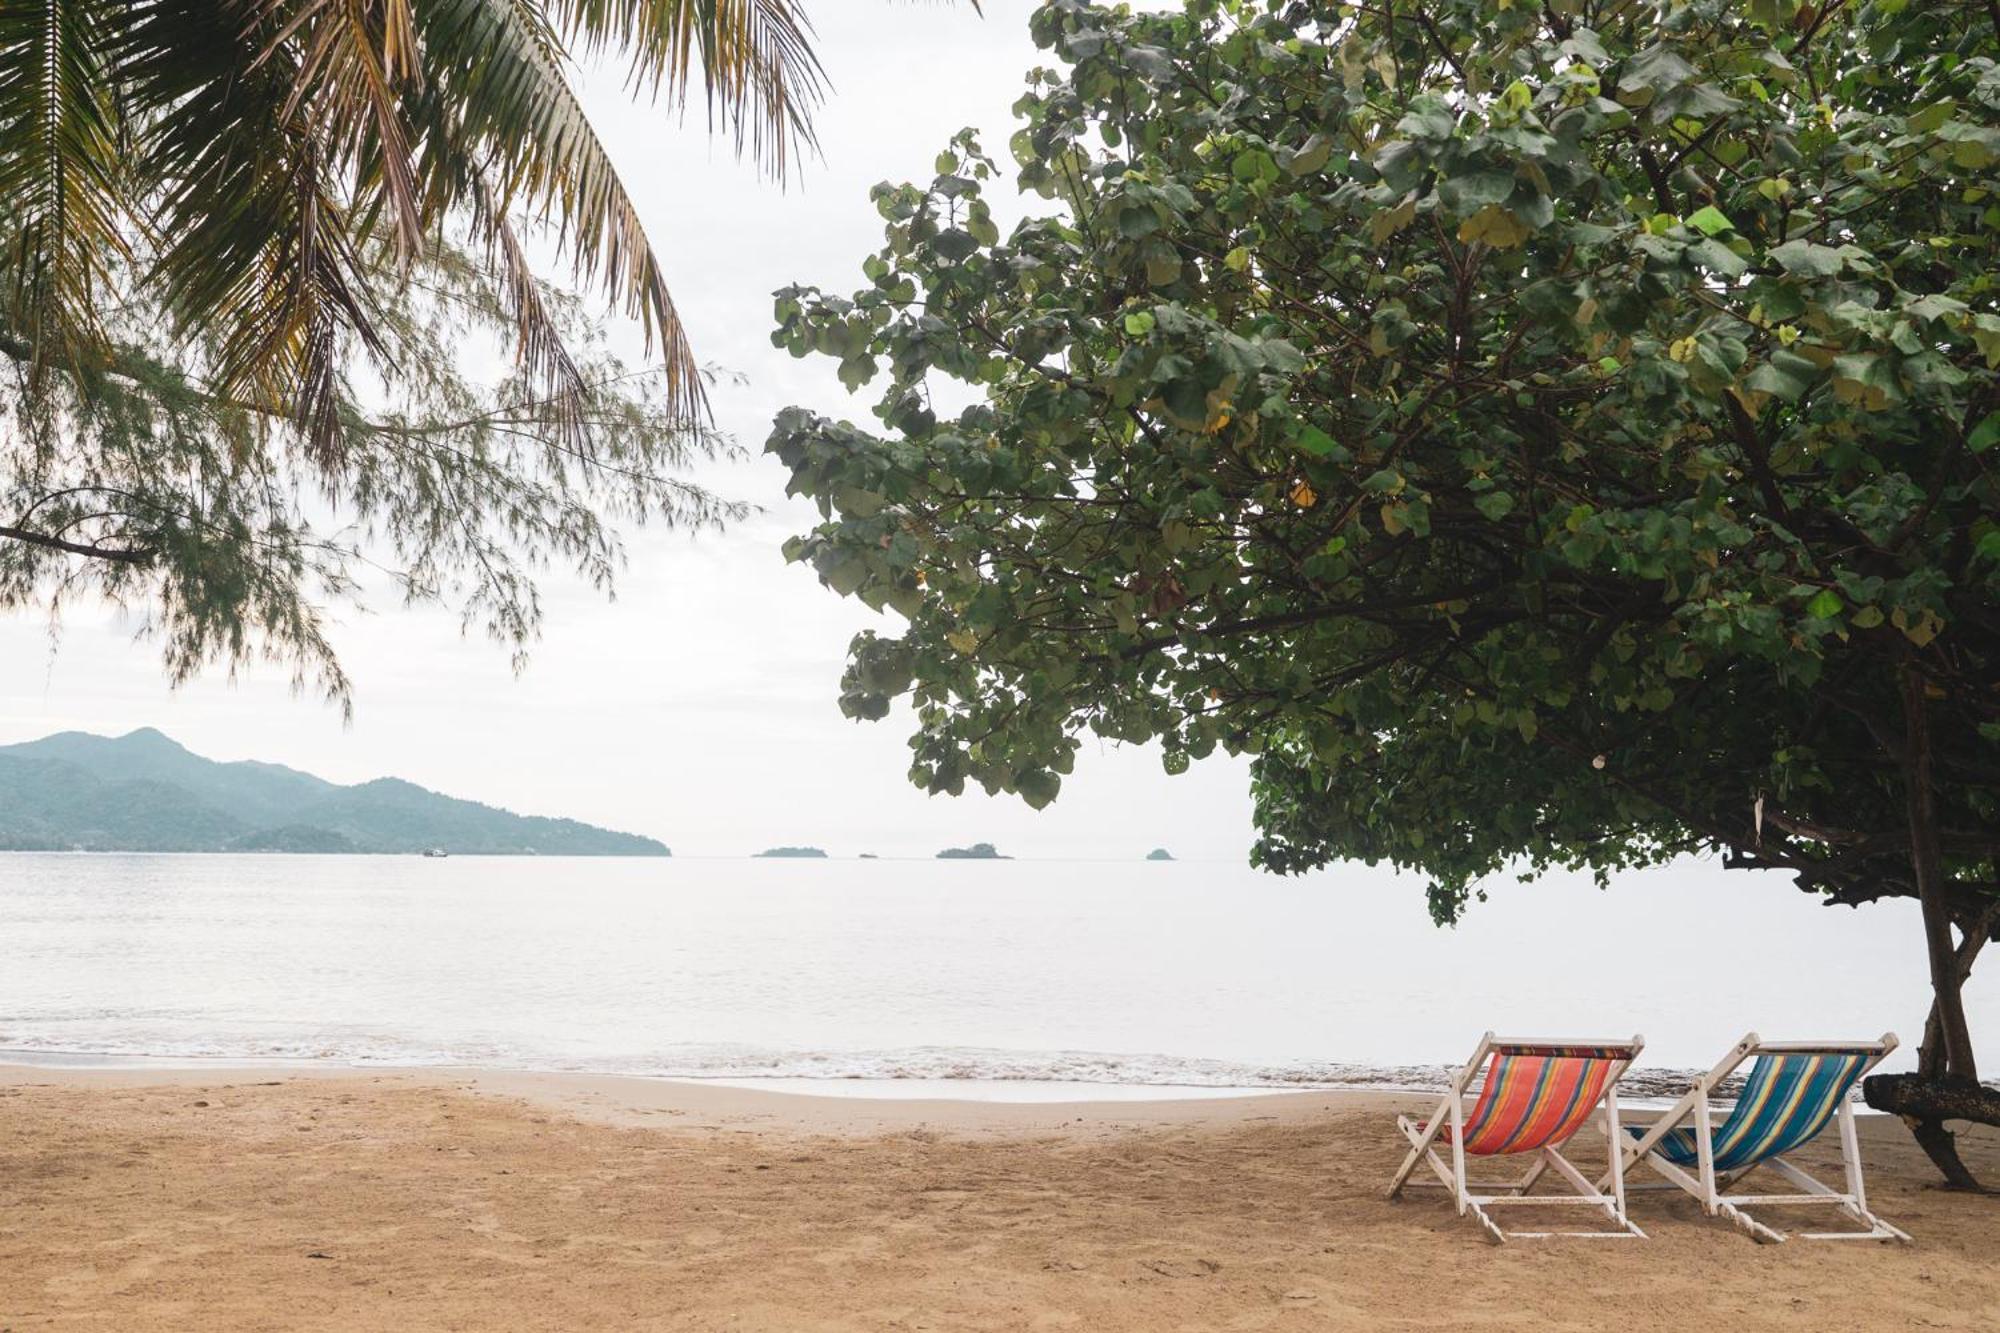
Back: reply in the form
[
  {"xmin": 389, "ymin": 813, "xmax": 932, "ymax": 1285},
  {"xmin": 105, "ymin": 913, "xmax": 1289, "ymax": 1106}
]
[
  {"xmin": 1604, "ymin": 1031, "xmax": 1910, "ymax": 1244},
  {"xmin": 1388, "ymin": 1032, "xmax": 1647, "ymax": 1243}
]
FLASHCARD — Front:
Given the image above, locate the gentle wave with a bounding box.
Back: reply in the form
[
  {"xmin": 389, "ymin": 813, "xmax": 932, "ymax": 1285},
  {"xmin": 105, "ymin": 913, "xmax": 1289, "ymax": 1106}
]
[{"xmin": 0, "ymin": 1034, "xmax": 1723, "ymax": 1100}]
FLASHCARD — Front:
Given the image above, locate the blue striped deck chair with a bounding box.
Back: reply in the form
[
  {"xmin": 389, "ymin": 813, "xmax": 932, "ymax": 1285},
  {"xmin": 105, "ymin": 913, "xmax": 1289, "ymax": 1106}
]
[{"xmin": 1605, "ymin": 1032, "xmax": 1909, "ymax": 1243}]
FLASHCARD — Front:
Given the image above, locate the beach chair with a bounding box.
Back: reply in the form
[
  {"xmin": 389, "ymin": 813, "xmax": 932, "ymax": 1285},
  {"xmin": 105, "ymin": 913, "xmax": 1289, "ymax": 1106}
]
[
  {"xmin": 1605, "ymin": 1032, "xmax": 1909, "ymax": 1243},
  {"xmin": 1388, "ymin": 1032, "xmax": 1646, "ymax": 1242}
]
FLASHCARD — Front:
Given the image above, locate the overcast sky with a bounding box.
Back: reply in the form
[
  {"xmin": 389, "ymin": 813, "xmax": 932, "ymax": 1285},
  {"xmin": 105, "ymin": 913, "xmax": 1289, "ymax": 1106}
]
[{"xmin": 0, "ymin": 2, "xmax": 1263, "ymax": 859}]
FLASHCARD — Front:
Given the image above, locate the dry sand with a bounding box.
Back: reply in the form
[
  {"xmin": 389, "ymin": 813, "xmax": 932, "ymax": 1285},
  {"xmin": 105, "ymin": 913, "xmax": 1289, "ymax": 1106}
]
[{"xmin": 2, "ymin": 1064, "xmax": 1995, "ymax": 1331}]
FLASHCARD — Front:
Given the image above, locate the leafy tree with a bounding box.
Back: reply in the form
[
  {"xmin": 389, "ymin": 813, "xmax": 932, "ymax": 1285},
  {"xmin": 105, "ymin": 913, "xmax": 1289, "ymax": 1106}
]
[
  {"xmin": 0, "ymin": 1, "xmax": 826, "ymax": 697},
  {"xmin": 771, "ymin": 0, "xmax": 2000, "ymax": 1182}
]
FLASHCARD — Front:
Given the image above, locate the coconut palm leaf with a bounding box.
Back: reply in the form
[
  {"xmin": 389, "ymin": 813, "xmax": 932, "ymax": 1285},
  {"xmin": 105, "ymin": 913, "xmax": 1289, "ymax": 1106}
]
[
  {"xmin": 122, "ymin": 0, "xmax": 383, "ymax": 460},
  {"xmin": 0, "ymin": 0, "xmax": 127, "ymax": 375},
  {"xmin": 544, "ymin": 0, "xmax": 824, "ymax": 179},
  {"xmin": 2, "ymin": 0, "xmax": 945, "ymax": 441},
  {"xmin": 412, "ymin": 0, "xmax": 706, "ymax": 420},
  {"xmin": 264, "ymin": 0, "xmax": 426, "ymax": 259}
]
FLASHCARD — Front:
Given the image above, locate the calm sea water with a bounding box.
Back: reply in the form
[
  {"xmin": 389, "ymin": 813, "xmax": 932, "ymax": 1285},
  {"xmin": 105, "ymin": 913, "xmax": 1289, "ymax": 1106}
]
[{"xmin": 1, "ymin": 853, "xmax": 1985, "ymax": 1097}]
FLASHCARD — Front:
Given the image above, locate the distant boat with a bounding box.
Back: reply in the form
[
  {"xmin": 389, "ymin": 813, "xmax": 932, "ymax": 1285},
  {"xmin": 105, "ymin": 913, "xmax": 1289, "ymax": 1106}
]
[{"xmin": 422, "ymin": 848, "xmax": 449, "ymax": 858}]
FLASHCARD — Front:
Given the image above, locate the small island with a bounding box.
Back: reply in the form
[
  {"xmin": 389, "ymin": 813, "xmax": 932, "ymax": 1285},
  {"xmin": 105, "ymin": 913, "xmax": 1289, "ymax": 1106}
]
[
  {"xmin": 1146, "ymin": 848, "xmax": 1174, "ymax": 861},
  {"xmin": 756, "ymin": 846, "xmax": 828, "ymax": 858},
  {"xmin": 937, "ymin": 842, "xmax": 1009, "ymax": 860}
]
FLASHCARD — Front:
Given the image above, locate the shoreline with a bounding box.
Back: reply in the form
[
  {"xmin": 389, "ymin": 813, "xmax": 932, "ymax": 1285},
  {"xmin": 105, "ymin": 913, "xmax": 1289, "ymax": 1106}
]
[
  {"xmin": 0, "ymin": 1048, "xmax": 1734, "ymax": 1108},
  {"xmin": 0, "ymin": 1042, "xmax": 1454, "ymax": 1098},
  {"xmin": 0, "ymin": 1060, "xmax": 1379, "ymax": 1137}
]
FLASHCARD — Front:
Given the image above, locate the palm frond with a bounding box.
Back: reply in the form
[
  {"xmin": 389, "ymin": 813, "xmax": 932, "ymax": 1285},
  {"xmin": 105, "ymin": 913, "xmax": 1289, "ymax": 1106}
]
[
  {"xmin": 415, "ymin": 0, "xmax": 704, "ymax": 420},
  {"xmin": 544, "ymin": 0, "xmax": 826, "ymax": 180},
  {"xmin": 253, "ymin": 0, "xmax": 426, "ymax": 261},
  {"xmin": 0, "ymin": 0, "xmax": 128, "ymax": 375},
  {"xmin": 463, "ymin": 162, "xmax": 590, "ymax": 445},
  {"xmin": 123, "ymin": 0, "xmax": 381, "ymax": 462}
]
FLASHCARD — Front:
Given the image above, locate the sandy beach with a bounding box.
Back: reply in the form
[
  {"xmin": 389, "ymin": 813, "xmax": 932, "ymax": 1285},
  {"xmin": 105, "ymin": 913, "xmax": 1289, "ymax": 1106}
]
[{"xmin": 0, "ymin": 1066, "xmax": 1994, "ymax": 1330}]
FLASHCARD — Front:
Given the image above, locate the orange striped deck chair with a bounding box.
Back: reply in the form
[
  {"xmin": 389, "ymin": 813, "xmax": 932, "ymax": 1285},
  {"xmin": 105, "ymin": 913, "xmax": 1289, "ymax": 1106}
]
[
  {"xmin": 1388, "ymin": 1032, "xmax": 1645, "ymax": 1242},
  {"xmin": 1604, "ymin": 1032, "xmax": 1909, "ymax": 1243}
]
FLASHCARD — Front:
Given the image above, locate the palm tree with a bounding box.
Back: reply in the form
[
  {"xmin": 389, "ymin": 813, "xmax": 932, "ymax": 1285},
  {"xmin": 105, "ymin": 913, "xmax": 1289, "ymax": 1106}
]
[{"xmin": 0, "ymin": 0, "xmax": 827, "ymax": 456}]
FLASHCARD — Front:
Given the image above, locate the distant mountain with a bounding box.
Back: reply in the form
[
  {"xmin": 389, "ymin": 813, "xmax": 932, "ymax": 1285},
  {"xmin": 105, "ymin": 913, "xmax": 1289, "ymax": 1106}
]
[
  {"xmin": 756, "ymin": 846, "xmax": 827, "ymax": 858},
  {"xmin": 0, "ymin": 729, "xmax": 668, "ymax": 856},
  {"xmin": 1147, "ymin": 848, "xmax": 1175, "ymax": 861}
]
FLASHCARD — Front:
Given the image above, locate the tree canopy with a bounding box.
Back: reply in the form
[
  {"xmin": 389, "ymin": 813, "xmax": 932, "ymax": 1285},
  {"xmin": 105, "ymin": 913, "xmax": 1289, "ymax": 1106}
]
[
  {"xmin": 0, "ymin": 1, "xmax": 828, "ymax": 699},
  {"xmin": 770, "ymin": 0, "xmax": 2000, "ymax": 1181}
]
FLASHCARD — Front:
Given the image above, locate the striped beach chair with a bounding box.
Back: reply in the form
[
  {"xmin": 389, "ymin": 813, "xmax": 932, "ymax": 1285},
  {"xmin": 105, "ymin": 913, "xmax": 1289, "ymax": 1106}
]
[
  {"xmin": 1388, "ymin": 1033, "xmax": 1646, "ymax": 1242},
  {"xmin": 1607, "ymin": 1032, "xmax": 1909, "ymax": 1242}
]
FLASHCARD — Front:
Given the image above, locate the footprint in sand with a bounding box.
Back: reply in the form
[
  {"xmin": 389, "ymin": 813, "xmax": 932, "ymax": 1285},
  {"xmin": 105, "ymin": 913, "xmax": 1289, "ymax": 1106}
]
[{"xmin": 1138, "ymin": 1257, "xmax": 1221, "ymax": 1279}]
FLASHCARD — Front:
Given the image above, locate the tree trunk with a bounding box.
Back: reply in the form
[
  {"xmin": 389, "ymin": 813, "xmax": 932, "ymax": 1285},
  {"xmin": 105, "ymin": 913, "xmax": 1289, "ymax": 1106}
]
[
  {"xmin": 1863, "ymin": 1073, "xmax": 2000, "ymax": 1192},
  {"xmin": 1878, "ymin": 662, "xmax": 1986, "ymax": 1187},
  {"xmin": 1901, "ymin": 664, "xmax": 1977, "ymax": 1080}
]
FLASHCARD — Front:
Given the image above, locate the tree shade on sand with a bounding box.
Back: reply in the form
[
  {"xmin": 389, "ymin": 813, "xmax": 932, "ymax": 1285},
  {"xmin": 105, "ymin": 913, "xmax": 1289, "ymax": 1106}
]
[{"xmin": 771, "ymin": 0, "xmax": 2000, "ymax": 1183}]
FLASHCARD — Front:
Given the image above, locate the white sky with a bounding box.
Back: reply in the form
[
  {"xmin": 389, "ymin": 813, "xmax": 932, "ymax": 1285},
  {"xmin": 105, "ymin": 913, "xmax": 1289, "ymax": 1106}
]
[{"xmin": 0, "ymin": 2, "xmax": 1259, "ymax": 858}]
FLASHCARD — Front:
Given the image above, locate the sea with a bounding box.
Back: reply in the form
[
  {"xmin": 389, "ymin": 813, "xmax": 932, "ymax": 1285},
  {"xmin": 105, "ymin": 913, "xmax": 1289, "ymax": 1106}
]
[{"xmin": 2, "ymin": 851, "xmax": 1986, "ymax": 1100}]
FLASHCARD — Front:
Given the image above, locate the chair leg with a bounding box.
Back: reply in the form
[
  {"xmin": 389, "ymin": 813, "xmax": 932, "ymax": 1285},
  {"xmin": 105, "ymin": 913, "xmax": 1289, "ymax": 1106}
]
[
  {"xmin": 1461, "ymin": 1196, "xmax": 1508, "ymax": 1245},
  {"xmin": 1540, "ymin": 1145, "xmax": 1647, "ymax": 1239},
  {"xmin": 1393, "ymin": 1114, "xmax": 1460, "ymax": 1195},
  {"xmin": 1714, "ymin": 1196, "xmax": 1787, "ymax": 1244},
  {"xmin": 1762, "ymin": 1156, "xmax": 1911, "ymax": 1243},
  {"xmin": 1603, "ymin": 1087, "xmax": 1630, "ymax": 1230},
  {"xmin": 1635, "ymin": 1151, "xmax": 1784, "ymax": 1242},
  {"xmin": 1388, "ymin": 1099, "xmax": 1451, "ymax": 1198}
]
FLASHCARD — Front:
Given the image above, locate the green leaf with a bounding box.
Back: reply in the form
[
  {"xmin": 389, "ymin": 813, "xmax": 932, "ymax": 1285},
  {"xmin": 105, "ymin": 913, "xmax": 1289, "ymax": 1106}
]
[
  {"xmin": 1688, "ymin": 238, "xmax": 1748, "ymax": 277},
  {"xmin": 1768, "ymin": 240, "xmax": 1844, "ymax": 276},
  {"xmin": 934, "ymin": 229, "xmax": 979, "ymax": 261},
  {"xmin": 1295, "ymin": 424, "xmax": 1340, "ymax": 457},
  {"xmin": 1744, "ymin": 359, "xmax": 1811, "ymax": 401},
  {"xmin": 1686, "ymin": 205, "xmax": 1734, "ymax": 235},
  {"xmin": 1457, "ymin": 204, "xmax": 1531, "ymax": 249},
  {"xmin": 1618, "ymin": 44, "xmax": 1697, "ymax": 95},
  {"xmin": 1117, "ymin": 204, "xmax": 1162, "ymax": 239},
  {"xmin": 1286, "ymin": 134, "xmax": 1332, "ymax": 176},
  {"xmin": 1907, "ymin": 100, "xmax": 1956, "ymax": 134},
  {"xmin": 1968, "ymin": 412, "xmax": 2000, "ymax": 453},
  {"xmin": 1438, "ymin": 169, "xmax": 1517, "ymax": 213},
  {"xmin": 1231, "ymin": 149, "xmax": 1279, "ymax": 184},
  {"xmin": 1396, "ymin": 96, "xmax": 1456, "ymax": 141},
  {"xmin": 1015, "ymin": 768, "xmax": 1061, "ymax": 809},
  {"xmin": 1805, "ymin": 589, "xmax": 1844, "ymax": 619}
]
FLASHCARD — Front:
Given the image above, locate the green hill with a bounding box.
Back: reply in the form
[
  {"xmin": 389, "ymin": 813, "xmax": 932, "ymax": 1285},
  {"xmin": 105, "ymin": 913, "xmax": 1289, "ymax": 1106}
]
[{"xmin": 0, "ymin": 729, "xmax": 668, "ymax": 856}]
